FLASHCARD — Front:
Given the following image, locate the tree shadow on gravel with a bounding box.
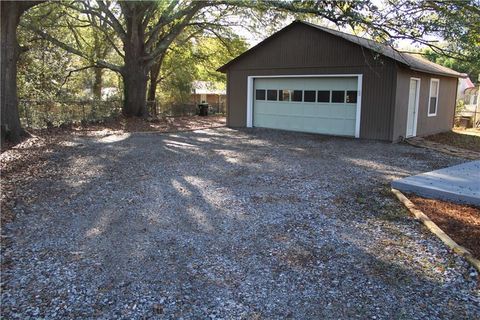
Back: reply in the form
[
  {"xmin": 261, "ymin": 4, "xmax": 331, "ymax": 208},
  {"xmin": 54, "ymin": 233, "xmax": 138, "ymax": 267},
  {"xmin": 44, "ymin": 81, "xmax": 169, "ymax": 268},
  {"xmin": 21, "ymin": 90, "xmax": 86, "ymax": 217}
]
[{"xmin": 1, "ymin": 128, "xmax": 478, "ymax": 319}]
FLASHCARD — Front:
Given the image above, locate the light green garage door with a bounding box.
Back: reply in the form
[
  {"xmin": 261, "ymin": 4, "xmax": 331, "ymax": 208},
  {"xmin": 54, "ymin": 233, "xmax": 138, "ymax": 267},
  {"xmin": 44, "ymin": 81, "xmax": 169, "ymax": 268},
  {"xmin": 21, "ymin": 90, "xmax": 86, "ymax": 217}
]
[{"xmin": 253, "ymin": 77, "xmax": 358, "ymax": 136}]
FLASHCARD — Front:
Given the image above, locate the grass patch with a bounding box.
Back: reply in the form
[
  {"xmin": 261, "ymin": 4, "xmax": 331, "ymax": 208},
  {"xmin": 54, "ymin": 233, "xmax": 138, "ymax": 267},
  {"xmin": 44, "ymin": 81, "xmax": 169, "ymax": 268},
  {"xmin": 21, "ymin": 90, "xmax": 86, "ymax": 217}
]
[
  {"xmin": 376, "ymin": 206, "xmax": 409, "ymax": 222},
  {"xmin": 354, "ymin": 186, "xmax": 410, "ymax": 222},
  {"xmin": 424, "ymin": 130, "xmax": 480, "ymax": 152}
]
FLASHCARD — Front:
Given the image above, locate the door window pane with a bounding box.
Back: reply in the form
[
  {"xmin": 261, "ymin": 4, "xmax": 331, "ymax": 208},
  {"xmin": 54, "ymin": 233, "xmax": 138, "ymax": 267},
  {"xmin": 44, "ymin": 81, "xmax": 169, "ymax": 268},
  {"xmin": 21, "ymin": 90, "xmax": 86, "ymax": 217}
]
[
  {"xmin": 317, "ymin": 91, "xmax": 330, "ymax": 102},
  {"xmin": 267, "ymin": 89, "xmax": 278, "ymax": 101},
  {"xmin": 292, "ymin": 90, "xmax": 303, "ymax": 102},
  {"xmin": 304, "ymin": 90, "xmax": 316, "ymax": 102},
  {"xmin": 255, "ymin": 89, "xmax": 266, "ymax": 100},
  {"xmin": 331, "ymin": 91, "xmax": 345, "ymax": 103},
  {"xmin": 346, "ymin": 91, "xmax": 357, "ymax": 103}
]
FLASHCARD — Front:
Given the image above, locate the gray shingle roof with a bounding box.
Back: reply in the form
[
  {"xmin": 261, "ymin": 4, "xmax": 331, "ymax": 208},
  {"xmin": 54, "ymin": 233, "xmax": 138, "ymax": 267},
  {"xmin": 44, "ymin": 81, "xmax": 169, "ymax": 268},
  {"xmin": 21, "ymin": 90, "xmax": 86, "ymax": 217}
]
[{"xmin": 302, "ymin": 21, "xmax": 464, "ymax": 78}]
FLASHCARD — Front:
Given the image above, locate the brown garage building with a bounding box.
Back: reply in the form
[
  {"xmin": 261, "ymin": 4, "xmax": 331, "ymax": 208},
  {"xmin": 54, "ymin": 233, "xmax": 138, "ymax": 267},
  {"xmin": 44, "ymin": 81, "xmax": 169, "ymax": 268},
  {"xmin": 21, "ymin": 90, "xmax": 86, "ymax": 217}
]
[{"xmin": 218, "ymin": 21, "xmax": 463, "ymax": 141}]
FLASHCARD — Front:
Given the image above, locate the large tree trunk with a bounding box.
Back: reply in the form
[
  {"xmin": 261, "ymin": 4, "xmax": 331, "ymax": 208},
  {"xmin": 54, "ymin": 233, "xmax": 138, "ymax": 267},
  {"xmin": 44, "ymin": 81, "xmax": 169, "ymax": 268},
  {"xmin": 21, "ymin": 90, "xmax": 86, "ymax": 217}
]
[
  {"xmin": 147, "ymin": 55, "xmax": 164, "ymax": 102},
  {"xmin": 121, "ymin": 66, "xmax": 148, "ymax": 117},
  {"xmin": 0, "ymin": 2, "xmax": 38, "ymax": 144},
  {"xmin": 93, "ymin": 68, "xmax": 103, "ymax": 100},
  {"xmin": 121, "ymin": 6, "xmax": 148, "ymax": 117},
  {"xmin": 1, "ymin": 1, "xmax": 41, "ymax": 144}
]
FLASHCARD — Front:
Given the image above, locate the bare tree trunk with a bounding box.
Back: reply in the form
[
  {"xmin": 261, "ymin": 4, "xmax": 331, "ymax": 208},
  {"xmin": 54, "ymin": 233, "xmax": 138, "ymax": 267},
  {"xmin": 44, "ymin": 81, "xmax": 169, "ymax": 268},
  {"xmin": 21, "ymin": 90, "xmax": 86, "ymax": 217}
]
[
  {"xmin": 93, "ymin": 68, "xmax": 103, "ymax": 100},
  {"xmin": 147, "ymin": 55, "xmax": 164, "ymax": 103},
  {"xmin": 120, "ymin": 6, "xmax": 149, "ymax": 117},
  {"xmin": 0, "ymin": 1, "xmax": 39, "ymax": 144},
  {"xmin": 121, "ymin": 66, "xmax": 148, "ymax": 117}
]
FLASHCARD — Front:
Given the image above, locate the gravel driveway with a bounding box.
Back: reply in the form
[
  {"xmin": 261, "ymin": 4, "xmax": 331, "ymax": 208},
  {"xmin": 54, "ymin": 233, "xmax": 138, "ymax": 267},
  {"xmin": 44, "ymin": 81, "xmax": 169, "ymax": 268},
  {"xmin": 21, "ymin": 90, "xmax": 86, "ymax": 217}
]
[{"xmin": 2, "ymin": 128, "xmax": 479, "ymax": 319}]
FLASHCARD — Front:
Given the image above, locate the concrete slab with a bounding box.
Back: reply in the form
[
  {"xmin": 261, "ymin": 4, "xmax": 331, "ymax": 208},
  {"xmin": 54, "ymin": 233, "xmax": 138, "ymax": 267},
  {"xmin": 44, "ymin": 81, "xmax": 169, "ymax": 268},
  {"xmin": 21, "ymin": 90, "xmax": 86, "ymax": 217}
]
[{"xmin": 392, "ymin": 160, "xmax": 480, "ymax": 206}]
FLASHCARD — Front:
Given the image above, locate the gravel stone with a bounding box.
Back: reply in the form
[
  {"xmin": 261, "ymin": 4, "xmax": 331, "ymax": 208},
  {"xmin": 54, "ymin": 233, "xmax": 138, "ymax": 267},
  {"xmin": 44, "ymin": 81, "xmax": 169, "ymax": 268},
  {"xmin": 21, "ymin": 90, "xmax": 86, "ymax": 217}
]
[{"xmin": 2, "ymin": 128, "xmax": 479, "ymax": 319}]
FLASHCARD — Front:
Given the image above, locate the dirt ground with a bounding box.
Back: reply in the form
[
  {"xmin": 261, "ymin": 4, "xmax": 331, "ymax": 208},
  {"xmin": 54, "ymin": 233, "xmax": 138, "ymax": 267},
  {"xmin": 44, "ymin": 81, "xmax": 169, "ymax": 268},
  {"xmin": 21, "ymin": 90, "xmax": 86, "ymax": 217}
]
[
  {"xmin": 67, "ymin": 114, "xmax": 227, "ymax": 135},
  {"xmin": 409, "ymin": 196, "xmax": 480, "ymax": 258},
  {"xmin": 40, "ymin": 114, "xmax": 226, "ymax": 136},
  {"xmin": 1, "ymin": 116, "xmax": 226, "ymax": 224},
  {"xmin": 1, "ymin": 115, "xmax": 226, "ymax": 152},
  {"xmin": 425, "ymin": 129, "xmax": 480, "ymax": 152},
  {"xmin": 454, "ymin": 128, "xmax": 480, "ymax": 137}
]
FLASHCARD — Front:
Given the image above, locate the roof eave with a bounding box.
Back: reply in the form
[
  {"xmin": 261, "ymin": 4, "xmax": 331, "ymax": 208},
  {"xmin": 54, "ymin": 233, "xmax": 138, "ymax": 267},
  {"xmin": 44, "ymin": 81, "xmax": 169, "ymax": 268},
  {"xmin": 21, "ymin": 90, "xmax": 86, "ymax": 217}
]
[
  {"xmin": 409, "ymin": 67, "xmax": 464, "ymax": 78},
  {"xmin": 216, "ymin": 65, "xmax": 227, "ymax": 73}
]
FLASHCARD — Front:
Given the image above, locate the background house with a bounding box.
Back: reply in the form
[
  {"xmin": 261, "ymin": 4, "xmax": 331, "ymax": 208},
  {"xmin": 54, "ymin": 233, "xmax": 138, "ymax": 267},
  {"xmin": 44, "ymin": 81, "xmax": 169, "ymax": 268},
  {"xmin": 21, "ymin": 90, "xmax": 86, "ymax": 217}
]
[
  {"xmin": 218, "ymin": 21, "xmax": 464, "ymax": 141},
  {"xmin": 458, "ymin": 84, "xmax": 480, "ymax": 128},
  {"xmin": 457, "ymin": 77, "xmax": 475, "ymax": 102},
  {"xmin": 191, "ymin": 81, "xmax": 226, "ymax": 114}
]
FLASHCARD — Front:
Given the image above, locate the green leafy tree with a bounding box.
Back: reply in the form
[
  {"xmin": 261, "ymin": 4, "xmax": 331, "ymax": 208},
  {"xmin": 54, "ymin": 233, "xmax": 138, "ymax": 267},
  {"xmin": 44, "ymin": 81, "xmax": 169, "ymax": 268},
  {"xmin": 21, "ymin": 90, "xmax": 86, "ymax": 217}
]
[
  {"xmin": 150, "ymin": 32, "xmax": 247, "ymax": 105},
  {"xmin": 416, "ymin": 0, "xmax": 480, "ymax": 81},
  {"xmin": 194, "ymin": 35, "xmax": 248, "ymax": 87},
  {"xmin": 423, "ymin": 48, "xmax": 480, "ymax": 82}
]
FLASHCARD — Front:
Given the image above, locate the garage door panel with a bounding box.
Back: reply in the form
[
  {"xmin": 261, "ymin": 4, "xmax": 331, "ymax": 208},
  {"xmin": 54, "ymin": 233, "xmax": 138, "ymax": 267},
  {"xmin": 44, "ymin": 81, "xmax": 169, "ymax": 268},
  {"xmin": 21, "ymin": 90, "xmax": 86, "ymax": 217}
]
[
  {"xmin": 300, "ymin": 104, "xmax": 318, "ymax": 115},
  {"xmin": 255, "ymin": 103, "xmax": 296, "ymax": 117},
  {"xmin": 336, "ymin": 120, "xmax": 356, "ymax": 136},
  {"xmin": 255, "ymin": 77, "xmax": 357, "ymax": 91},
  {"xmin": 254, "ymin": 77, "xmax": 358, "ymax": 137},
  {"xmin": 255, "ymin": 114, "xmax": 299, "ymax": 130}
]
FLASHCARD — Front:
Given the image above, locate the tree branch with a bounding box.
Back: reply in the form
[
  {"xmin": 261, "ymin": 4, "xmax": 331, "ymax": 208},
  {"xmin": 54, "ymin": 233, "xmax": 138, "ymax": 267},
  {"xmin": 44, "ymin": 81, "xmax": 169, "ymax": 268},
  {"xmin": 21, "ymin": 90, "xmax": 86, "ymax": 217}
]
[
  {"xmin": 21, "ymin": 22, "xmax": 123, "ymax": 72},
  {"xmin": 96, "ymin": 1, "xmax": 127, "ymax": 40},
  {"xmin": 145, "ymin": 2, "xmax": 207, "ymax": 51},
  {"xmin": 145, "ymin": 4, "xmax": 205, "ymax": 67},
  {"xmin": 61, "ymin": 65, "xmax": 96, "ymax": 87}
]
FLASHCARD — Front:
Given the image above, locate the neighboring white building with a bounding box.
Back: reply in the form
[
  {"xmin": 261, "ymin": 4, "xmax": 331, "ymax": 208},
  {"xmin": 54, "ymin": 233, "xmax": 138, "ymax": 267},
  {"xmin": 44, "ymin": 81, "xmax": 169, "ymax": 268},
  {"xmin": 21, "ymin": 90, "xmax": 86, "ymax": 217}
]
[
  {"xmin": 457, "ymin": 77, "xmax": 479, "ymax": 127},
  {"xmin": 191, "ymin": 81, "xmax": 225, "ymax": 94},
  {"xmin": 456, "ymin": 77, "xmax": 475, "ymax": 101}
]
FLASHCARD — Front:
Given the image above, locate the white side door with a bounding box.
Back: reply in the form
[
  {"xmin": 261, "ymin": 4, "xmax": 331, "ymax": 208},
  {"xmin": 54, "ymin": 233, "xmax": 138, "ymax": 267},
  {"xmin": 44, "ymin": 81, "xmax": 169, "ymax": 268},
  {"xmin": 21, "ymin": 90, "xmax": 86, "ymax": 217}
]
[{"xmin": 406, "ymin": 78, "xmax": 420, "ymax": 138}]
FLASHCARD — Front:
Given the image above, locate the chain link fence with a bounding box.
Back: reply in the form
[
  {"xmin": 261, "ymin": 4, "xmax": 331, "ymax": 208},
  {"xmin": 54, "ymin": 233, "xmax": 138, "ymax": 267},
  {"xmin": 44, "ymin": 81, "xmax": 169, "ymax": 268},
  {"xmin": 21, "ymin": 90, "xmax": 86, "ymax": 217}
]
[
  {"xmin": 19, "ymin": 99, "xmax": 122, "ymax": 129},
  {"xmin": 148, "ymin": 101, "xmax": 226, "ymax": 118},
  {"xmin": 19, "ymin": 99, "xmax": 227, "ymax": 129}
]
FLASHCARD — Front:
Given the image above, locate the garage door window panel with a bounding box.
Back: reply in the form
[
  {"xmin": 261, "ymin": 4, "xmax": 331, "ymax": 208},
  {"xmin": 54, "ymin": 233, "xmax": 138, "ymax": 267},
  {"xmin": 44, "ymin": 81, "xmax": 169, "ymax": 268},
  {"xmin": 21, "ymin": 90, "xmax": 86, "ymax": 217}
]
[
  {"xmin": 256, "ymin": 89, "xmax": 266, "ymax": 100},
  {"xmin": 346, "ymin": 91, "xmax": 357, "ymax": 103},
  {"xmin": 317, "ymin": 90, "xmax": 330, "ymax": 103},
  {"xmin": 332, "ymin": 91, "xmax": 345, "ymax": 103},
  {"xmin": 304, "ymin": 90, "xmax": 316, "ymax": 102},
  {"xmin": 292, "ymin": 90, "xmax": 303, "ymax": 102},
  {"xmin": 267, "ymin": 89, "xmax": 278, "ymax": 101},
  {"xmin": 279, "ymin": 89, "xmax": 291, "ymax": 101}
]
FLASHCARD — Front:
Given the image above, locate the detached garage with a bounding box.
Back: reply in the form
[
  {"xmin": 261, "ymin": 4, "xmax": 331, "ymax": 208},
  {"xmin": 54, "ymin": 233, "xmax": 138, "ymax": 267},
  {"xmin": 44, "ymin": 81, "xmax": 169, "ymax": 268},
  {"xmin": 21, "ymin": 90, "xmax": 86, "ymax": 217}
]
[{"xmin": 217, "ymin": 21, "xmax": 463, "ymax": 141}]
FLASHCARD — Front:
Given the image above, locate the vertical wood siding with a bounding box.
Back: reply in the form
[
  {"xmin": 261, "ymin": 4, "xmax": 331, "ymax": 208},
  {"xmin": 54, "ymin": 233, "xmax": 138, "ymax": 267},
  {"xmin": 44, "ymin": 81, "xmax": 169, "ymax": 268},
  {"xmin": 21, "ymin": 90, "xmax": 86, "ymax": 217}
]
[
  {"xmin": 225, "ymin": 23, "xmax": 397, "ymax": 140},
  {"xmin": 393, "ymin": 67, "xmax": 457, "ymax": 141}
]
